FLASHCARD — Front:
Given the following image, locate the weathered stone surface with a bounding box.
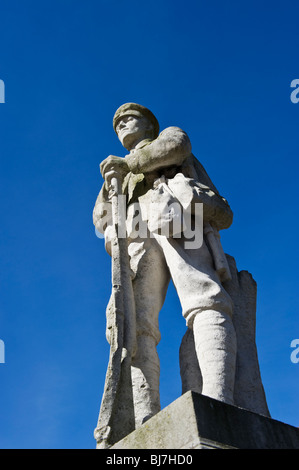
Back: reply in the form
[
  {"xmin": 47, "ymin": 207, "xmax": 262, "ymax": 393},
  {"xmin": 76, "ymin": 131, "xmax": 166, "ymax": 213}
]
[
  {"xmin": 93, "ymin": 103, "xmax": 270, "ymax": 448},
  {"xmin": 224, "ymin": 255, "xmax": 270, "ymax": 415},
  {"xmin": 112, "ymin": 391, "xmax": 299, "ymax": 449}
]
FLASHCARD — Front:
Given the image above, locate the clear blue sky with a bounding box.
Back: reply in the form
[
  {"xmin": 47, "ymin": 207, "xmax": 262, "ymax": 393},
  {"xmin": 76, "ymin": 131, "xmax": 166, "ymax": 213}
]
[{"xmin": 0, "ymin": 0, "xmax": 298, "ymax": 449}]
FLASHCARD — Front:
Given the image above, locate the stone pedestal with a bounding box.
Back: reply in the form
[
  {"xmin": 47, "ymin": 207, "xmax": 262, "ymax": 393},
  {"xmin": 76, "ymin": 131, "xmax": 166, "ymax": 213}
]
[{"xmin": 111, "ymin": 391, "xmax": 299, "ymax": 449}]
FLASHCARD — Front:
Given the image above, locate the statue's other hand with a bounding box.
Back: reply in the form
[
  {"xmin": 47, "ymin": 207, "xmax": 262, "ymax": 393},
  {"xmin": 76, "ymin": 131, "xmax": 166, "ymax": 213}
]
[{"xmin": 100, "ymin": 155, "xmax": 129, "ymax": 187}]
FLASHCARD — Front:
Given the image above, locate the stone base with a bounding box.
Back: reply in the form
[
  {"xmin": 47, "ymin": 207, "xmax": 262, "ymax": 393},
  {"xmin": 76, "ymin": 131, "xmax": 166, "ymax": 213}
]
[{"xmin": 111, "ymin": 391, "xmax": 299, "ymax": 449}]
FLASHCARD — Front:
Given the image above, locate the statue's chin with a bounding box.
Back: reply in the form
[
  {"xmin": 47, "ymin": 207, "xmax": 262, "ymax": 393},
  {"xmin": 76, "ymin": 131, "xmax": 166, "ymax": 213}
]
[
  {"xmin": 119, "ymin": 132, "xmax": 133, "ymax": 151},
  {"xmin": 119, "ymin": 128, "xmax": 148, "ymax": 151}
]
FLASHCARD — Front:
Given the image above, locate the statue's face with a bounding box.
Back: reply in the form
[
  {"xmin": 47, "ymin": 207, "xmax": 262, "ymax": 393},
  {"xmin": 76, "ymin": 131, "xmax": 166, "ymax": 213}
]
[{"xmin": 116, "ymin": 115, "xmax": 152, "ymax": 150}]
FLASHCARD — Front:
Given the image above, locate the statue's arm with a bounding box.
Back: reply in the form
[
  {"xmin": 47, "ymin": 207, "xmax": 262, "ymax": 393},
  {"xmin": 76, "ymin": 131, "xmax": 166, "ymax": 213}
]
[
  {"xmin": 180, "ymin": 156, "xmax": 233, "ymax": 231},
  {"xmin": 191, "ymin": 184, "xmax": 233, "ymax": 230},
  {"xmin": 124, "ymin": 127, "xmax": 192, "ymax": 174}
]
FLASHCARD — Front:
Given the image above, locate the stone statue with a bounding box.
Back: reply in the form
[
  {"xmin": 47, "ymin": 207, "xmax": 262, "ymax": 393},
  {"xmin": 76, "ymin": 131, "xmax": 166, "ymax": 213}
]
[{"xmin": 93, "ymin": 103, "xmax": 269, "ymax": 449}]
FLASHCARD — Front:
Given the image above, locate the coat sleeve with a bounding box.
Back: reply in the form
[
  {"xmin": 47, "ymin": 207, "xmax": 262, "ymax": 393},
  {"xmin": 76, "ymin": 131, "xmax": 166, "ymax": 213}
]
[
  {"xmin": 125, "ymin": 127, "xmax": 192, "ymax": 174},
  {"xmin": 181, "ymin": 155, "xmax": 233, "ymax": 231},
  {"xmin": 190, "ymin": 180, "xmax": 233, "ymax": 230}
]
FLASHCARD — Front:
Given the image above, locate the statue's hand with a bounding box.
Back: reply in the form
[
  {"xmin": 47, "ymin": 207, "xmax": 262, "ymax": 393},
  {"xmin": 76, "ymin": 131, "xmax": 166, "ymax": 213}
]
[{"xmin": 100, "ymin": 155, "xmax": 129, "ymax": 189}]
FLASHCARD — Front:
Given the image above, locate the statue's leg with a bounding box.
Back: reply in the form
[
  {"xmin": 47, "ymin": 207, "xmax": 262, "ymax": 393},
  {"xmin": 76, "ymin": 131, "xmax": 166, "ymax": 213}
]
[
  {"xmin": 192, "ymin": 309, "xmax": 237, "ymax": 404},
  {"xmin": 128, "ymin": 236, "xmax": 170, "ymax": 427},
  {"xmin": 153, "ymin": 233, "xmax": 237, "ymax": 405}
]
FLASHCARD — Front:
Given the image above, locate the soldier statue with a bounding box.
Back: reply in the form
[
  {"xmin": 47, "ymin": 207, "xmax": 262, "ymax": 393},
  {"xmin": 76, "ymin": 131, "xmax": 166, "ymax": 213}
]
[{"xmin": 93, "ymin": 103, "xmax": 238, "ymax": 447}]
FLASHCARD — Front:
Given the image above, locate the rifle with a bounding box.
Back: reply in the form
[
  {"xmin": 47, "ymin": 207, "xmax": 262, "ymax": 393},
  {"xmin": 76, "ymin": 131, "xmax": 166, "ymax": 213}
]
[{"xmin": 94, "ymin": 175, "xmax": 136, "ymax": 449}]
